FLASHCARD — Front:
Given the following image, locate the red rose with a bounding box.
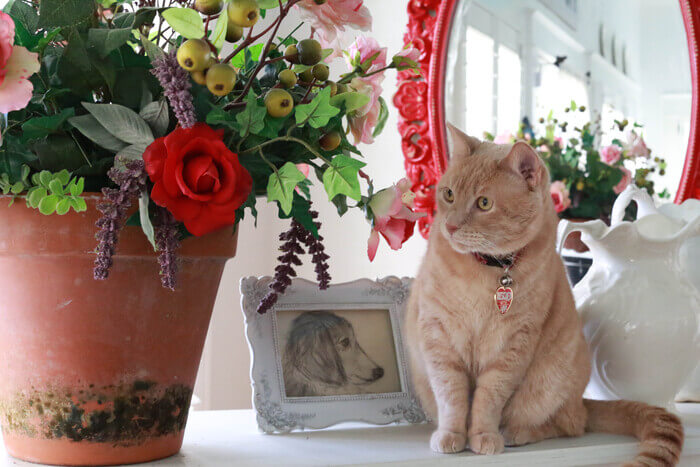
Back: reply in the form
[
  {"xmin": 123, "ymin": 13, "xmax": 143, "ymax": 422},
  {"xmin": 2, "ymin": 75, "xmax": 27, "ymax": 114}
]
[{"xmin": 143, "ymin": 123, "xmax": 253, "ymax": 236}]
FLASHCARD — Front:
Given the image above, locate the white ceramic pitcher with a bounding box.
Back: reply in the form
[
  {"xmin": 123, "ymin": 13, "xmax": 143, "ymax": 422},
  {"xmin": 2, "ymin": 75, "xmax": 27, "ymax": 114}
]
[{"xmin": 557, "ymin": 185, "xmax": 700, "ymax": 409}]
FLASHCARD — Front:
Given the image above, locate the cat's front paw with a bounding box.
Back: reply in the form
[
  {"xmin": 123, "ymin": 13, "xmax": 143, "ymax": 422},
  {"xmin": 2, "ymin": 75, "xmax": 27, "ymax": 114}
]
[
  {"xmin": 469, "ymin": 431, "xmax": 505, "ymax": 455},
  {"xmin": 430, "ymin": 429, "xmax": 467, "ymax": 453}
]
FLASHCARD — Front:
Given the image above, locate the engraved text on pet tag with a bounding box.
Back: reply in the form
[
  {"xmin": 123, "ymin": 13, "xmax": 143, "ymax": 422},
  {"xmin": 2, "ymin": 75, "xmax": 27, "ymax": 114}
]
[{"xmin": 494, "ymin": 286, "xmax": 513, "ymax": 314}]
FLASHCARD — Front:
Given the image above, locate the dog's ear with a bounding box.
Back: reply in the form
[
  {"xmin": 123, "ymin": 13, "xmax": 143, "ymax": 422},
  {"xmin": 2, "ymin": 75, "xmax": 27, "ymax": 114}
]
[{"xmin": 299, "ymin": 328, "xmax": 346, "ymax": 386}]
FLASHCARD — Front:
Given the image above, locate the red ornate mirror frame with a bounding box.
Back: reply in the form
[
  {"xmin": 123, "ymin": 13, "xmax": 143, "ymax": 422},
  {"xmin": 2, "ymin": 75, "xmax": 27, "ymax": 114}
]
[{"xmin": 394, "ymin": 0, "xmax": 700, "ymax": 239}]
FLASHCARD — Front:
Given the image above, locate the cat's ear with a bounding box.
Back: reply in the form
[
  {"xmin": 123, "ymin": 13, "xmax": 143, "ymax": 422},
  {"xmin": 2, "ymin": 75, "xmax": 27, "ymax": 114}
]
[
  {"xmin": 447, "ymin": 123, "xmax": 480, "ymax": 158},
  {"xmin": 500, "ymin": 141, "xmax": 545, "ymax": 189}
]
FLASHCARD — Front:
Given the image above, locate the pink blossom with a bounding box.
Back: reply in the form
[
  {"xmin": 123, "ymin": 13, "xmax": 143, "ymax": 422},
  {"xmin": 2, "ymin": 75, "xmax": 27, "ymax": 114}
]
[
  {"xmin": 346, "ymin": 37, "xmax": 388, "ymax": 144},
  {"xmin": 393, "ymin": 43, "xmax": 420, "ymax": 68},
  {"xmin": 625, "ymin": 131, "xmax": 650, "ymax": 158},
  {"xmin": 494, "ymin": 133, "xmax": 514, "ymax": 144},
  {"xmin": 296, "ymin": 0, "xmax": 372, "ymax": 56},
  {"xmin": 600, "ymin": 144, "xmax": 622, "ymax": 165},
  {"xmin": 550, "ymin": 181, "xmax": 571, "ymax": 213},
  {"xmin": 367, "ymin": 178, "xmax": 425, "ymax": 261},
  {"xmin": 0, "ymin": 12, "xmax": 39, "ymax": 114},
  {"xmin": 554, "ymin": 136, "xmax": 563, "ymax": 147},
  {"xmin": 613, "ymin": 167, "xmax": 632, "ymax": 194}
]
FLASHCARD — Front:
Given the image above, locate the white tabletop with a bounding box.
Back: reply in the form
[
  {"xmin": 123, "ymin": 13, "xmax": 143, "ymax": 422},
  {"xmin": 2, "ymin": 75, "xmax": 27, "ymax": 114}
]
[{"xmin": 2, "ymin": 405, "xmax": 700, "ymax": 466}]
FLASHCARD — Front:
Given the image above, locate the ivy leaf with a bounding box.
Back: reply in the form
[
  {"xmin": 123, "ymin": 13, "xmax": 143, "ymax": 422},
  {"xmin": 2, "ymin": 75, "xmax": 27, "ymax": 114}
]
[
  {"xmin": 231, "ymin": 44, "xmax": 264, "ymax": 69},
  {"xmin": 82, "ymin": 102, "xmax": 154, "ymax": 145},
  {"xmin": 372, "ymin": 96, "xmax": 390, "ymax": 138},
  {"xmin": 277, "ymin": 193, "xmax": 318, "ymax": 237},
  {"xmin": 37, "ymin": 0, "xmax": 95, "ymax": 29},
  {"xmin": 139, "ymin": 191, "xmax": 157, "ymax": 250},
  {"xmin": 206, "ymin": 107, "xmax": 240, "ymax": 131},
  {"xmin": 267, "ymin": 162, "xmax": 306, "ymax": 215},
  {"xmin": 322, "ymin": 154, "xmax": 366, "ymax": 202},
  {"xmin": 21, "ymin": 108, "xmax": 75, "ymax": 142},
  {"xmin": 295, "ymin": 86, "xmax": 340, "ymax": 128},
  {"xmin": 210, "ymin": 12, "xmax": 228, "ymax": 51},
  {"xmin": 162, "ymin": 8, "xmax": 205, "ymax": 40},
  {"xmin": 236, "ymin": 93, "xmax": 267, "ymax": 137},
  {"xmin": 330, "ymin": 92, "xmax": 370, "ymax": 114},
  {"xmin": 88, "ymin": 27, "xmax": 133, "ymax": 58}
]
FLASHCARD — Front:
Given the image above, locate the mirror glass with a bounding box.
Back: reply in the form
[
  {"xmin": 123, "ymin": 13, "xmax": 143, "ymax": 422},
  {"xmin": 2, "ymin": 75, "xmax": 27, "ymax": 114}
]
[{"xmin": 445, "ymin": 0, "xmax": 690, "ymax": 201}]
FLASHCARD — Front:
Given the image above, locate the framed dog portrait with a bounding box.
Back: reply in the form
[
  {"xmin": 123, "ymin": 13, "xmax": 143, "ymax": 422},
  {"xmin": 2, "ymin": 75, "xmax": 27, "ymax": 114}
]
[{"xmin": 240, "ymin": 276, "xmax": 427, "ymax": 433}]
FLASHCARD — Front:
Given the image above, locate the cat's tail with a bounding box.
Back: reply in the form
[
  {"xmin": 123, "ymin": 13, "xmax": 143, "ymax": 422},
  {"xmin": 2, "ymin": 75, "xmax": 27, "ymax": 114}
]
[{"xmin": 583, "ymin": 398, "xmax": 684, "ymax": 466}]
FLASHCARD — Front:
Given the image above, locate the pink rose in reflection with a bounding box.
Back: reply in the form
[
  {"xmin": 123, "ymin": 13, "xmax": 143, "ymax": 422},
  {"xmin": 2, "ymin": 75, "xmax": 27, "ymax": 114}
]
[
  {"xmin": 494, "ymin": 133, "xmax": 513, "ymax": 144},
  {"xmin": 550, "ymin": 181, "xmax": 571, "ymax": 213},
  {"xmin": 296, "ymin": 0, "xmax": 372, "ymax": 57},
  {"xmin": 367, "ymin": 178, "xmax": 425, "ymax": 261},
  {"xmin": 600, "ymin": 144, "xmax": 622, "ymax": 165},
  {"xmin": 0, "ymin": 12, "xmax": 39, "ymax": 114},
  {"xmin": 625, "ymin": 131, "xmax": 650, "ymax": 158},
  {"xmin": 613, "ymin": 167, "xmax": 632, "ymax": 194}
]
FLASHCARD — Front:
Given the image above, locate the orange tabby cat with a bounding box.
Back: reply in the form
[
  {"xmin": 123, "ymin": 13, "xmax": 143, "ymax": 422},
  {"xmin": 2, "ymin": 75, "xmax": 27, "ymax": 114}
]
[{"xmin": 406, "ymin": 125, "xmax": 684, "ymax": 466}]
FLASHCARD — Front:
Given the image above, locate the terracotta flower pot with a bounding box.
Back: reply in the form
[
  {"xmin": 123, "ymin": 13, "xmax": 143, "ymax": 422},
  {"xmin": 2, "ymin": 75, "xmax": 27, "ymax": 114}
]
[{"xmin": 0, "ymin": 196, "xmax": 237, "ymax": 466}]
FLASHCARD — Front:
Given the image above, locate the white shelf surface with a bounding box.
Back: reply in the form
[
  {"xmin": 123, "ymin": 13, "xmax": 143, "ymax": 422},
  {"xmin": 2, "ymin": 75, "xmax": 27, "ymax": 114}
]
[{"xmin": 2, "ymin": 404, "xmax": 700, "ymax": 466}]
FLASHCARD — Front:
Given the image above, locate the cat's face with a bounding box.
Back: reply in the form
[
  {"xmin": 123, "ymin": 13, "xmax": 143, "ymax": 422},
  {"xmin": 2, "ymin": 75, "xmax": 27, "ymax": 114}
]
[{"xmin": 436, "ymin": 125, "xmax": 550, "ymax": 255}]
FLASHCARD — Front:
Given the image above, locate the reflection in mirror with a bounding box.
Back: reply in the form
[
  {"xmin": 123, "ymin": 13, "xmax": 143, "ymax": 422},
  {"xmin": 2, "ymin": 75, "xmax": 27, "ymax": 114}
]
[{"xmin": 445, "ymin": 0, "xmax": 690, "ymax": 201}]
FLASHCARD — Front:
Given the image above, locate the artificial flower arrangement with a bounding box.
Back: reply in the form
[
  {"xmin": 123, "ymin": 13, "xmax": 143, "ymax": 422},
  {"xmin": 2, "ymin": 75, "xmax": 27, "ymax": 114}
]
[
  {"xmin": 0, "ymin": 0, "xmax": 422, "ymax": 309},
  {"xmin": 485, "ymin": 102, "xmax": 669, "ymax": 222}
]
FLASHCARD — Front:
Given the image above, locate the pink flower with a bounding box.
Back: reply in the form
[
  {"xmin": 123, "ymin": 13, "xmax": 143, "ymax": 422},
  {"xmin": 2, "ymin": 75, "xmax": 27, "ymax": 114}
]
[
  {"xmin": 554, "ymin": 136, "xmax": 563, "ymax": 147},
  {"xmin": 0, "ymin": 12, "xmax": 39, "ymax": 114},
  {"xmin": 296, "ymin": 0, "xmax": 372, "ymax": 56},
  {"xmin": 367, "ymin": 178, "xmax": 425, "ymax": 261},
  {"xmin": 494, "ymin": 133, "xmax": 514, "ymax": 144},
  {"xmin": 346, "ymin": 37, "xmax": 388, "ymax": 144},
  {"xmin": 614, "ymin": 167, "xmax": 632, "ymax": 194},
  {"xmin": 625, "ymin": 131, "xmax": 650, "ymax": 158},
  {"xmin": 600, "ymin": 144, "xmax": 622, "ymax": 165},
  {"xmin": 393, "ymin": 43, "xmax": 420, "ymax": 68},
  {"xmin": 550, "ymin": 181, "xmax": 571, "ymax": 213}
]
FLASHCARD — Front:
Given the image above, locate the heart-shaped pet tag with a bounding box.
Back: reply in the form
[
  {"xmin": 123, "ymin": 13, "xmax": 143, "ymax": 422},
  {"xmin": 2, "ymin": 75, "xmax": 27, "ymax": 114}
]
[{"xmin": 494, "ymin": 286, "xmax": 513, "ymax": 314}]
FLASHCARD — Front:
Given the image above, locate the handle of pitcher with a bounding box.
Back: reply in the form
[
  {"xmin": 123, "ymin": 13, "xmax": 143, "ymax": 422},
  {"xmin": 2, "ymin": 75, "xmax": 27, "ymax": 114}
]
[
  {"xmin": 610, "ymin": 185, "xmax": 659, "ymax": 226},
  {"xmin": 557, "ymin": 220, "xmax": 580, "ymax": 255}
]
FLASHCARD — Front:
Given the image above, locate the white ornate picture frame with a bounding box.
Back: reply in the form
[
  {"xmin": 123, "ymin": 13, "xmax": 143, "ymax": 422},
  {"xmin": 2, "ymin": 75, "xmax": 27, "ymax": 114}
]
[{"xmin": 240, "ymin": 276, "xmax": 427, "ymax": 433}]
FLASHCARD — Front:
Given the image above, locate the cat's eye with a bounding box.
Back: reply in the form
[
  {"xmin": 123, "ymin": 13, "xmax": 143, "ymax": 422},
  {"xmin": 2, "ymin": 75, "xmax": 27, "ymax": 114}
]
[
  {"xmin": 476, "ymin": 196, "xmax": 493, "ymax": 211},
  {"xmin": 443, "ymin": 188, "xmax": 454, "ymax": 203},
  {"xmin": 339, "ymin": 337, "xmax": 350, "ymax": 348}
]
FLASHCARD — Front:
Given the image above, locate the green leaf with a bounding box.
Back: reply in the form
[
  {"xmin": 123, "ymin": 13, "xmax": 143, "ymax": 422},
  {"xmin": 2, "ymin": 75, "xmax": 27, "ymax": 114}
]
[
  {"xmin": 27, "ymin": 187, "xmax": 46, "ymax": 208},
  {"xmin": 8, "ymin": 0, "xmax": 39, "ymax": 31},
  {"xmin": 114, "ymin": 143, "xmax": 149, "ymax": 170},
  {"xmin": 236, "ymin": 93, "xmax": 267, "ymax": 137},
  {"xmin": 82, "ymin": 102, "xmax": 154, "ymax": 145},
  {"xmin": 10, "ymin": 181, "xmax": 25, "ymax": 195},
  {"xmin": 38, "ymin": 194, "xmax": 59, "ymax": 215},
  {"xmin": 88, "ymin": 27, "xmax": 133, "ymax": 58},
  {"xmin": 231, "ymin": 44, "xmax": 264, "ymax": 69},
  {"xmin": 372, "ymin": 96, "xmax": 390, "ymax": 138},
  {"xmin": 71, "ymin": 197, "xmax": 87, "ymax": 212},
  {"xmin": 21, "ymin": 108, "xmax": 75, "ymax": 141},
  {"xmin": 139, "ymin": 191, "xmax": 157, "ymax": 250},
  {"xmin": 276, "ymin": 193, "xmax": 318, "ymax": 237},
  {"xmin": 330, "ymin": 92, "xmax": 370, "ymax": 114},
  {"xmin": 139, "ymin": 32, "xmax": 165, "ymax": 61},
  {"xmin": 69, "ymin": 177, "xmax": 85, "ymax": 196},
  {"xmin": 162, "ymin": 7, "xmax": 205, "ymax": 40},
  {"xmin": 139, "ymin": 100, "xmax": 169, "ymax": 137},
  {"xmin": 295, "ymin": 86, "xmax": 340, "ymax": 129},
  {"xmin": 322, "ymin": 155, "xmax": 366, "ymax": 202},
  {"xmin": 56, "ymin": 198, "xmax": 71, "ymax": 215},
  {"xmin": 210, "ymin": 12, "xmax": 228, "ymax": 51},
  {"xmin": 35, "ymin": 28, "xmax": 62, "ymax": 54},
  {"xmin": 39, "ymin": 171, "xmax": 52, "ymax": 187},
  {"xmin": 267, "ymin": 162, "xmax": 306, "ymax": 215},
  {"xmin": 55, "ymin": 170, "xmax": 71, "ymax": 185},
  {"xmin": 48, "ymin": 178, "xmax": 64, "ymax": 195},
  {"xmin": 38, "ymin": 0, "xmax": 95, "ymax": 30},
  {"xmin": 206, "ymin": 107, "xmax": 240, "ymax": 130},
  {"xmin": 69, "ymin": 114, "xmax": 128, "ymax": 153}
]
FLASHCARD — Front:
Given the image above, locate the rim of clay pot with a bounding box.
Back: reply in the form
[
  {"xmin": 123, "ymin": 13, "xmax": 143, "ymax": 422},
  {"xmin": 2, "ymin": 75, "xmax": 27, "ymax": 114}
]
[{"xmin": 0, "ymin": 195, "xmax": 238, "ymax": 258}]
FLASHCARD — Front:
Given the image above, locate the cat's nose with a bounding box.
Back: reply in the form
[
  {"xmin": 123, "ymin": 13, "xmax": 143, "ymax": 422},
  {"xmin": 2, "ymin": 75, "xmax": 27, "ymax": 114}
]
[
  {"xmin": 446, "ymin": 224, "xmax": 459, "ymax": 235},
  {"xmin": 372, "ymin": 367, "xmax": 384, "ymax": 380}
]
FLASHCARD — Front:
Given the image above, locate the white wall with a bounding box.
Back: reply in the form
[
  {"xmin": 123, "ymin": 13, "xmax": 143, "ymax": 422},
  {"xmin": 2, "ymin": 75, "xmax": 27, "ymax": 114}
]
[{"xmin": 195, "ymin": 1, "xmax": 427, "ymax": 410}]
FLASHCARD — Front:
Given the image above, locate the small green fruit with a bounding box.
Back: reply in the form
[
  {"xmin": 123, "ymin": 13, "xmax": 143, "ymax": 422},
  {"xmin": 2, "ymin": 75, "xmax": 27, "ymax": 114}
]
[
  {"xmin": 336, "ymin": 82, "xmax": 348, "ymax": 94},
  {"xmin": 319, "ymin": 132, "xmax": 341, "ymax": 151},
  {"xmin": 228, "ymin": 0, "xmax": 260, "ymax": 27},
  {"xmin": 191, "ymin": 70, "xmax": 207, "ymax": 85},
  {"xmin": 206, "ymin": 64, "xmax": 237, "ymax": 96},
  {"xmin": 297, "ymin": 38, "xmax": 322, "ymax": 66},
  {"xmin": 176, "ymin": 39, "xmax": 211, "ymax": 72},
  {"xmin": 312, "ymin": 63, "xmax": 329, "ymax": 82},
  {"xmin": 278, "ymin": 69, "xmax": 298, "ymax": 88},
  {"xmin": 284, "ymin": 44, "xmax": 300, "ymax": 64},
  {"xmin": 226, "ymin": 22, "xmax": 244, "ymax": 42},
  {"xmin": 299, "ymin": 68, "xmax": 314, "ymax": 83},
  {"xmin": 327, "ymin": 81, "xmax": 338, "ymax": 97},
  {"xmin": 194, "ymin": 0, "xmax": 223, "ymax": 15},
  {"xmin": 265, "ymin": 89, "xmax": 294, "ymax": 118}
]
